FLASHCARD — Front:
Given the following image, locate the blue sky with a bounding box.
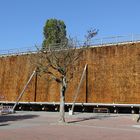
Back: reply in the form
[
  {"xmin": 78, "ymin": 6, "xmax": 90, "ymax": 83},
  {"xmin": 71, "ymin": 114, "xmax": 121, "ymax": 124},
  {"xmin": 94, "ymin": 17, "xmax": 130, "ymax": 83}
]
[{"xmin": 0, "ymin": 0, "xmax": 140, "ymax": 50}]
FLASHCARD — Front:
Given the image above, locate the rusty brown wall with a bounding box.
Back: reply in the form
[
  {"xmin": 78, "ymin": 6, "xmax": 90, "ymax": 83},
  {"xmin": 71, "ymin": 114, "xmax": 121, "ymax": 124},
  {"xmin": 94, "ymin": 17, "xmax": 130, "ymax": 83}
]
[
  {"xmin": 86, "ymin": 43, "xmax": 140, "ymax": 103},
  {"xmin": 0, "ymin": 55, "xmax": 35, "ymax": 102},
  {"xmin": 0, "ymin": 42, "xmax": 139, "ymax": 104}
]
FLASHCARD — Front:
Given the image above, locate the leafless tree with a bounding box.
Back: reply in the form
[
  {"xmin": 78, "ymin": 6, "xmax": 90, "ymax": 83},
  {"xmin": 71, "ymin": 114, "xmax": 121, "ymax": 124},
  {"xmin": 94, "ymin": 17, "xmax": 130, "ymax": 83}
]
[{"xmin": 33, "ymin": 29, "xmax": 98, "ymax": 123}]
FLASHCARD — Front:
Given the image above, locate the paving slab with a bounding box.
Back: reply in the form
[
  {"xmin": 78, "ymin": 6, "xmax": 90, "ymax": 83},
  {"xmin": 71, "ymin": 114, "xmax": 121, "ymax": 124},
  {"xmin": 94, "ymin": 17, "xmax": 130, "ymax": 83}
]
[{"xmin": 0, "ymin": 111, "xmax": 140, "ymax": 140}]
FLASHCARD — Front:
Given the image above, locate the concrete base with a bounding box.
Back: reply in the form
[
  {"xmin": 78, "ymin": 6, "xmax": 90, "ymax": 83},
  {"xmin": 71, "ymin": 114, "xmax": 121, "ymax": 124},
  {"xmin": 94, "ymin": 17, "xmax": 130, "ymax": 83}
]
[{"xmin": 69, "ymin": 110, "xmax": 74, "ymax": 115}]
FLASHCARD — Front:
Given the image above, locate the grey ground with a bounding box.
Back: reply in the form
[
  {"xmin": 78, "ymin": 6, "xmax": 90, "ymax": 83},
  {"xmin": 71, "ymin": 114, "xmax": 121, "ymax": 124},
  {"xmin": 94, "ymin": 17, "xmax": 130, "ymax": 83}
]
[{"xmin": 0, "ymin": 111, "xmax": 140, "ymax": 140}]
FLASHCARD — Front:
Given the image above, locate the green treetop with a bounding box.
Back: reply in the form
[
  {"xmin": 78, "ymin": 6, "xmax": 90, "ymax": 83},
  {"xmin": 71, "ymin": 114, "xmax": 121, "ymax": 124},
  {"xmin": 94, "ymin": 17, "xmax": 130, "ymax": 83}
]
[{"xmin": 42, "ymin": 18, "xmax": 67, "ymax": 49}]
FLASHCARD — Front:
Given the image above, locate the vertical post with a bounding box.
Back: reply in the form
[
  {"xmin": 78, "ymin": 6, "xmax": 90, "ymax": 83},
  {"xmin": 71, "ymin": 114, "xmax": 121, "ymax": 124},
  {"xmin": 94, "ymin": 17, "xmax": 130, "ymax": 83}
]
[
  {"xmin": 132, "ymin": 34, "xmax": 134, "ymax": 42},
  {"xmin": 115, "ymin": 36, "xmax": 118, "ymax": 44},
  {"xmin": 34, "ymin": 72, "xmax": 38, "ymax": 102},
  {"xmin": 86, "ymin": 65, "xmax": 88, "ymax": 103},
  {"xmin": 101, "ymin": 38, "xmax": 103, "ymax": 45}
]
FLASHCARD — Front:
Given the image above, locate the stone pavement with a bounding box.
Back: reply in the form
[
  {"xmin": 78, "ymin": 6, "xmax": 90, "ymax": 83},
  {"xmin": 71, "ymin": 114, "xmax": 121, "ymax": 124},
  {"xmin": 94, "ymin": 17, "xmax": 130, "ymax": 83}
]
[{"xmin": 0, "ymin": 111, "xmax": 140, "ymax": 140}]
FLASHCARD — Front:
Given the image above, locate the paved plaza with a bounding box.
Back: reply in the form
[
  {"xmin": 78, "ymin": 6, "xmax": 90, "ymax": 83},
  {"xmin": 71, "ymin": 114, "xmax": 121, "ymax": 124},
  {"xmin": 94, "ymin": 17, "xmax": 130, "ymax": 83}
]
[{"xmin": 0, "ymin": 111, "xmax": 140, "ymax": 140}]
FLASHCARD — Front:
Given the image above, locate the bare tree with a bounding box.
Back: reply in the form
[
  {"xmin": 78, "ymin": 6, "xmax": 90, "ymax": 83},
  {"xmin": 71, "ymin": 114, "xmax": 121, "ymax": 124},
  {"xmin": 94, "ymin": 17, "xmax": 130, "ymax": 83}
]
[
  {"xmin": 33, "ymin": 29, "xmax": 98, "ymax": 123},
  {"xmin": 34, "ymin": 40, "xmax": 81, "ymax": 122}
]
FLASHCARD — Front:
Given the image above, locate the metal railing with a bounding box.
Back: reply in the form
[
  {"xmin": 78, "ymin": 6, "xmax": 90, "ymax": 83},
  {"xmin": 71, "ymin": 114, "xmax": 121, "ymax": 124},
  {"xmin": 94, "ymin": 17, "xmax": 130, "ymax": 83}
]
[
  {"xmin": 76, "ymin": 34, "xmax": 140, "ymax": 47},
  {"xmin": 0, "ymin": 34, "xmax": 140, "ymax": 56},
  {"xmin": 87, "ymin": 34, "xmax": 140, "ymax": 46},
  {"xmin": 0, "ymin": 46, "xmax": 37, "ymax": 56}
]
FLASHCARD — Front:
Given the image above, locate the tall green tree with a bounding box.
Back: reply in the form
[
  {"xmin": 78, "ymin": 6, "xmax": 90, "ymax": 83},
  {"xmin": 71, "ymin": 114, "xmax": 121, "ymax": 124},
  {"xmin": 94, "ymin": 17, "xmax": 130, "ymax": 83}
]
[{"xmin": 42, "ymin": 18, "xmax": 67, "ymax": 49}]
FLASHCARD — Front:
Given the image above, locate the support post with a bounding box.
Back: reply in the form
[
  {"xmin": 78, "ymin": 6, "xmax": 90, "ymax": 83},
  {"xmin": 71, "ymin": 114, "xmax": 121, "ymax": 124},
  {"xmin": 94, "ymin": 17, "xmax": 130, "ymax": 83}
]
[
  {"xmin": 34, "ymin": 71, "xmax": 38, "ymax": 102},
  {"xmin": 86, "ymin": 64, "xmax": 88, "ymax": 103},
  {"xmin": 69, "ymin": 64, "xmax": 87, "ymax": 115},
  {"xmin": 12, "ymin": 69, "xmax": 36, "ymax": 112}
]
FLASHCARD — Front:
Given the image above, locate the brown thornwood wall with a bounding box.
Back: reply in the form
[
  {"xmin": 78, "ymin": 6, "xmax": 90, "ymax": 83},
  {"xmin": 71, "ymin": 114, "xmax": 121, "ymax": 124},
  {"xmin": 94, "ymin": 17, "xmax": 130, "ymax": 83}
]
[
  {"xmin": 0, "ymin": 43, "xmax": 139, "ymax": 103},
  {"xmin": 86, "ymin": 43, "xmax": 140, "ymax": 103}
]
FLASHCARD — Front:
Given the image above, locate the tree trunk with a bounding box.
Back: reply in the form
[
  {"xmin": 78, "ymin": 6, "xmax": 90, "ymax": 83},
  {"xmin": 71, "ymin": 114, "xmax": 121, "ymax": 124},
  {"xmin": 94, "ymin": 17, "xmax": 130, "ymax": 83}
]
[{"xmin": 59, "ymin": 76, "xmax": 66, "ymax": 123}]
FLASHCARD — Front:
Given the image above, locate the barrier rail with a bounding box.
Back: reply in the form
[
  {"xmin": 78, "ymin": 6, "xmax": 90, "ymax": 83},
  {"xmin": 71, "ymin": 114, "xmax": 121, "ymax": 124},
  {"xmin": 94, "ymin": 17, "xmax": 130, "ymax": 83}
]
[
  {"xmin": 0, "ymin": 34, "xmax": 140, "ymax": 56},
  {"xmin": 0, "ymin": 46, "xmax": 37, "ymax": 56}
]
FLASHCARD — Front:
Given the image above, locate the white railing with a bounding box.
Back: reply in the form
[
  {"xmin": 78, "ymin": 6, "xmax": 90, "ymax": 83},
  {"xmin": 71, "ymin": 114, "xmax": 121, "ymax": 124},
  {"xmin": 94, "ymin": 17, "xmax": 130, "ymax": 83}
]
[{"xmin": 0, "ymin": 34, "xmax": 140, "ymax": 56}]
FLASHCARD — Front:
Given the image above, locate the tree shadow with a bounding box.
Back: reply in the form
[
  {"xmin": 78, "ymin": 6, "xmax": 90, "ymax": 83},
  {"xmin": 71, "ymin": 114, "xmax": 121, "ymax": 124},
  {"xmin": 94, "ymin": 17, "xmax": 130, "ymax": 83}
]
[
  {"xmin": 0, "ymin": 123, "xmax": 9, "ymax": 126},
  {"xmin": 68, "ymin": 114, "xmax": 118, "ymax": 123},
  {"xmin": 0, "ymin": 114, "xmax": 39, "ymax": 123}
]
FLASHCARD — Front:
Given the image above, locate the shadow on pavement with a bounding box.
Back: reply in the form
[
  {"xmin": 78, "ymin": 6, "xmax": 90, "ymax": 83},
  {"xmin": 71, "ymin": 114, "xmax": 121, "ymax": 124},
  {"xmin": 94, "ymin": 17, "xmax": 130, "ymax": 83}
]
[
  {"xmin": 0, "ymin": 114, "xmax": 39, "ymax": 123},
  {"xmin": 68, "ymin": 114, "xmax": 118, "ymax": 123},
  {"xmin": 0, "ymin": 123, "xmax": 9, "ymax": 126}
]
